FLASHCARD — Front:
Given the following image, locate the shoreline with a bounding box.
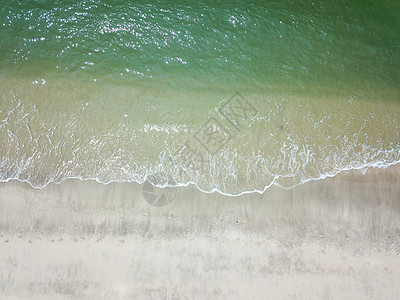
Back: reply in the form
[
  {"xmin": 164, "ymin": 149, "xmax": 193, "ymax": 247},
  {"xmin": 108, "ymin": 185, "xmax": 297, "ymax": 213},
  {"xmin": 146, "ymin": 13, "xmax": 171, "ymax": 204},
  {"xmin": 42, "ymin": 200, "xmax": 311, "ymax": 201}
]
[
  {"xmin": 1, "ymin": 159, "xmax": 399, "ymax": 196},
  {"xmin": 1, "ymin": 78, "xmax": 400, "ymax": 195},
  {"xmin": 1, "ymin": 164, "xmax": 400, "ymax": 298}
]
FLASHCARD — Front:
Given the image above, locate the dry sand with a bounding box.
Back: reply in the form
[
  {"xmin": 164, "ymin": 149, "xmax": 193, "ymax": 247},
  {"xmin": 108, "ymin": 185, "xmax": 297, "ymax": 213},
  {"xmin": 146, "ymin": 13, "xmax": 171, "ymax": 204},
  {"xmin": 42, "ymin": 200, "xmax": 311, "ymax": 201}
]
[{"xmin": 0, "ymin": 165, "xmax": 400, "ymax": 299}]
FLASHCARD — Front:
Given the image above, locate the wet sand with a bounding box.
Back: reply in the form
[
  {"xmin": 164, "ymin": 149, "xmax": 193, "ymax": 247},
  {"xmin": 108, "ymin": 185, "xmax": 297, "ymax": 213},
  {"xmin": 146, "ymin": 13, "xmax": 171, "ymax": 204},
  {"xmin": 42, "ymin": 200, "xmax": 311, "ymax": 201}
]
[{"xmin": 1, "ymin": 165, "xmax": 400, "ymax": 299}]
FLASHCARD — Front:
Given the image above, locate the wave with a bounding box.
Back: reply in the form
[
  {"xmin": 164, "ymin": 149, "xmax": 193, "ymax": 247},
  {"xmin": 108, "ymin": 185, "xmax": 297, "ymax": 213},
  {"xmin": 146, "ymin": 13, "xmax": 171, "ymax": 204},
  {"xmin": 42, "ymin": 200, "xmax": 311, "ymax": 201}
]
[
  {"xmin": 1, "ymin": 81, "xmax": 399, "ymax": 195},
  {"xmin": 1, "ymin": 160, "xmax": 400, "ymax": 198}
]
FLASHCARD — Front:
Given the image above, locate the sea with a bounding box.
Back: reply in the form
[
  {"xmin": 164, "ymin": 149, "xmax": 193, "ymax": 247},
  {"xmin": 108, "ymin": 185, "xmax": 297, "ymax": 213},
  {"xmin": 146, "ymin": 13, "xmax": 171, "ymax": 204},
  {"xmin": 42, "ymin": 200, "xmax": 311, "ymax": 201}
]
[{"xmin": 1, "ymin": 0, "xmax": 399, "ymax": 195}]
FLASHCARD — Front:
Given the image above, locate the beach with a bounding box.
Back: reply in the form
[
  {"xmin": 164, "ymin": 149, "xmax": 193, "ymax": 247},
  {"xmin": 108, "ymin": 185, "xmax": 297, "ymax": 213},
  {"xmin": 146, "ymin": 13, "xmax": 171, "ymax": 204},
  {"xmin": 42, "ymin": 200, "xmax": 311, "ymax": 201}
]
[
  {"xmin": 1, "ymin": 1, "xmax": 400, "ymax": 298},
  {"xmin": 1, "ymin": 164, "xmax": 399, "ymax": 299}
]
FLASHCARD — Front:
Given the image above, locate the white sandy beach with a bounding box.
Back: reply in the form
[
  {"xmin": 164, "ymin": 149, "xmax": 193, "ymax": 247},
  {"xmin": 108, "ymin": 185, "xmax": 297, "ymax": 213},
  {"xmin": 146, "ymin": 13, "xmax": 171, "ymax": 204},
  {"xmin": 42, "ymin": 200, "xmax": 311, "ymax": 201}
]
[{"xmin": 1, "ymin": 165, "xmax": 400, "ymax": 299}]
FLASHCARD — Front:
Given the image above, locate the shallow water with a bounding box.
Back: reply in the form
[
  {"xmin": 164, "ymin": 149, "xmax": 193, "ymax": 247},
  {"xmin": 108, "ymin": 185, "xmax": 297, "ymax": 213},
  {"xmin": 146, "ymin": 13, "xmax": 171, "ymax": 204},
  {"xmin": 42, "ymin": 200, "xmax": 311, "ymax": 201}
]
[{"xmin": 0, "ymin": 0, "xmax": 399, "ymax": 194}]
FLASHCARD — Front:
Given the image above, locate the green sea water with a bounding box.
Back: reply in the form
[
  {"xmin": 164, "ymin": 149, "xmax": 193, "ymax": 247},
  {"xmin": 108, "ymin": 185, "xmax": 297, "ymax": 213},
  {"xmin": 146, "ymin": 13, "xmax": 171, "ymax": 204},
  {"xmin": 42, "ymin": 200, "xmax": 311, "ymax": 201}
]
[{"xmin": 0, "ymin": 0, "xmax": 399, "ymax": 194}]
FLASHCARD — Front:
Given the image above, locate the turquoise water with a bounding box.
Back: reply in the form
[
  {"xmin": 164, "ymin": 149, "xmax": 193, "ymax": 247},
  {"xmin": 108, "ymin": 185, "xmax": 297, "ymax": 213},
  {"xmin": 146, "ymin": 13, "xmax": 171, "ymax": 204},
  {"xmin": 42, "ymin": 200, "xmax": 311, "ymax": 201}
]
[
  {"xmin": 0, "ymin": 0, "xmax": 399, "ymax": 194},
  {"xmin": 1, "ymin": 0, "xmax": 399, "ymax": 91}
]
